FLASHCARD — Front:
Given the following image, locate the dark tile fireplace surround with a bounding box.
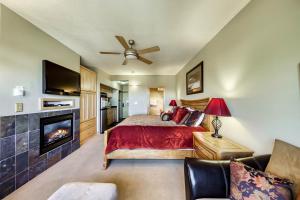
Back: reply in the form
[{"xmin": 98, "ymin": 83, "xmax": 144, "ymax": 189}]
[{"xmin": 0, "ymin": 109, "xmax": 80, "ymax": 199}]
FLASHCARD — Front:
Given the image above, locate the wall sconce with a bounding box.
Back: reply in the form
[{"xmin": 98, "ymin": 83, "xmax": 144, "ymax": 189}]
[{"xmin": 13, "ymin": 86, "xmax": 25, "ymax": 97}]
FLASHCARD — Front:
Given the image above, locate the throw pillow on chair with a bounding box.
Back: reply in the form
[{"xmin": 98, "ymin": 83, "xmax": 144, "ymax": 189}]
[{"xmin": 230, "ymin": 161, "xmax": 294, "ymax": 200}]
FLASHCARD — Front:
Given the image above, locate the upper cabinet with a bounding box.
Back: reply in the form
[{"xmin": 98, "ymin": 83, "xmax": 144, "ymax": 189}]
[
  {"xmin": 100, "ymin": 84, "xmax": 113, "ymax": 97},
  {"xmin": 80, "ymin": 66, "xmax": 97, "ymax": 92}
]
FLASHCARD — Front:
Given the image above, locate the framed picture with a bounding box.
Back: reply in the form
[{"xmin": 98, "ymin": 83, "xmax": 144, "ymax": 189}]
[{"xmin": 186, "ymin": 61, "xmax": 203, "ymax": 95}]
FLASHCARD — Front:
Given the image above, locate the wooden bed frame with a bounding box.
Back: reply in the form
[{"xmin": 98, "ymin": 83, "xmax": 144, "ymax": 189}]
[{"xmin": 103, "ymin": 98, "xmax": 212, "ymax": 169}]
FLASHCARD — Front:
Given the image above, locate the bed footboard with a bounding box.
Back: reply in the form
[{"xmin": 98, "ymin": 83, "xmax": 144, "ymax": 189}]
[{"xmin": 103, "ymin": 127, "xmax": 114, "ymax": 169}]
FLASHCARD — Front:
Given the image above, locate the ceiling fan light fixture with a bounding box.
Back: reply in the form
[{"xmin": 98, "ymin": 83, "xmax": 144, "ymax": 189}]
[
  {"xmin": 125, "ymin": 54, "xmax": 137, "ymax": 60},
  {"xmin": 124, "ymin": 49, "xmax": 138, "ymax": 60}
]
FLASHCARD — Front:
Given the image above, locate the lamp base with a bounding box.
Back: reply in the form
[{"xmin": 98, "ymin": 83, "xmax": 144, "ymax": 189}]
[
  {"xmin": 211, "ymin": 116, "xmax": 222, "ymax": 139},
  {"xmin": 211, "ymin": 133, "xmax": 222, "ymax": 138}
]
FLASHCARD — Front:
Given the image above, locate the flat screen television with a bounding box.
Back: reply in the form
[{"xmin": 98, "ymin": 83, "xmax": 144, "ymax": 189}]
[{"xmin": 42, "ymin": 60, "xmax": 80, "ymax": 96}]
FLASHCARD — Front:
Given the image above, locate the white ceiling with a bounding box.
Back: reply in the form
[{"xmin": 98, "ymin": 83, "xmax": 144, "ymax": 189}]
[{"xmin": 2, "ymin": 0, "xmax": 250, "ymax": 75}]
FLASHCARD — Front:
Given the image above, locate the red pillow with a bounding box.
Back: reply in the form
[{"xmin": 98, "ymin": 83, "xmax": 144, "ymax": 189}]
[
  {"xmin": 172, "ymin": 107, "xmax": 188, "ymax": 124},
  {"xmin": 171, "ymin": 107, "xmax": 179, "ymax": 119}
]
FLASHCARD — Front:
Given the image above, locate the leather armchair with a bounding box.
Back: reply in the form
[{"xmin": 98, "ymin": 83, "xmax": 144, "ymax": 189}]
[{"xmin": 184, "ymin": 155, "xmax": 271, "ymax": 200}]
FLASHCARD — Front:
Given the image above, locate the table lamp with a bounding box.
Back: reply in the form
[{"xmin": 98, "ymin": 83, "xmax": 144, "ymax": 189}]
[
  {"xmin": 203, "ymin": 98, "xmax": 231, "ymax": 138},
  {"xmin": 169, "ymin": 100, "xmax": 177, "ymax": 110}
]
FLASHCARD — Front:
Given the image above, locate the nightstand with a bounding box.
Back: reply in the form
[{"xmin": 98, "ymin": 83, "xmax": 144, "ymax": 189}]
[{"xmin": 193, "ymin": 132, "xmax": 254, "ymax": 160}]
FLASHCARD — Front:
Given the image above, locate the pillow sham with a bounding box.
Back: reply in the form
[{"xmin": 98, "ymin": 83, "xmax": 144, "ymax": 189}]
[
  {"xmin": 160, "ymin": 111, "xmax": 164, "ymax": 118},
  {"xmin": 178, "ymin": 111, "xmax": 191, "ymax": 124},
  {"xmin": 230, "ymin": 161, "xmax": 294, "ymax": 200},
  {"xmin": 161, "ymin": 112, "xmax": 171, "ymax": 121},
  {"xmin": 194, "ymin": 112, "xmax": 205, "ymax": 126},
  {"xmin": 265, "ymin": 139, "xmax": 300, "ymax": 197},
  {"xmin": 172, "ymin": 107, "xmax": 188, "ymax": 124},
  {"xmin": 170, "ymin": 107, "xmax": 179, "ymax": 119},
  {"xmin": 184, "ymin": 111, "xmax": 204, "ymax": 127},
  {"xmin": 185, "ymin": 107, "xmax": 195, "ymax": 112}
]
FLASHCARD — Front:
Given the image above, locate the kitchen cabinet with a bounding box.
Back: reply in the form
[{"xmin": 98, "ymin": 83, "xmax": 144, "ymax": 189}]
[
  {"xmin": 100, "ymin": 84, "xmax": 113, "ymax": 97},
  {"xmin": 112, "ymin": 107, "xmax": 117, "ymax": 122},
  {"xmin": 107, "ymin": 108, "xmax": 113, "ymax": 126},
  {"xmin": 107, "ymin": 107, "xmax": 117, "ymax": 126},
  {"xmin": 80, "ymin": 66, "xmax": 97, "ymax": 145}
]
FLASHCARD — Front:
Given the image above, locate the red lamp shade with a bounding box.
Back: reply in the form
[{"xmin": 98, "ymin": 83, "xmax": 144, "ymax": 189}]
[
  {"xmin": 204, "ymin": 98, "xmax": 231, "ymax": 117},
  {"xmin": 169, "ymin": 100, "xmax": 177, "ymax": 107}
]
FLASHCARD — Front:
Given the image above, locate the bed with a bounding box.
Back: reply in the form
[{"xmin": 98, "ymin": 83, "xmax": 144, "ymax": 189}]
[{"xmin": 103, "ymin": 98, "xmax": 212, "ymax": 169}]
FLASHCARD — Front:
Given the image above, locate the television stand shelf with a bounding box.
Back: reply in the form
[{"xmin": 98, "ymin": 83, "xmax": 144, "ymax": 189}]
[{"xmin": 40, "ymin": 98, "xmax": 75, "ymax": 111}]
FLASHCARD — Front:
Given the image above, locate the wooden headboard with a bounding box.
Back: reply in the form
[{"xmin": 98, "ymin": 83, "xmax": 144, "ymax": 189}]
[{"xmin": 180, "ymin": 98, "xmax": 212, "ymax": 132}]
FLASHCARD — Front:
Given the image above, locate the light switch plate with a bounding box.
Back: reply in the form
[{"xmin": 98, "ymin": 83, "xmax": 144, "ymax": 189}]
[{"xmin": 15, "ymin": 103, "xmax": 23, "ymax": 112}]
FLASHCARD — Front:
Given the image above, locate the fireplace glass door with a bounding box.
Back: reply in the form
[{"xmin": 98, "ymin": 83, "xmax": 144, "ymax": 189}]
[{"xmin": 40, "ymin": 113, "xmax": 73, "ymax": 154}]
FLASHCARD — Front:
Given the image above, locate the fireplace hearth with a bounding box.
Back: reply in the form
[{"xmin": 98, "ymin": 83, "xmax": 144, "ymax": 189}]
[
  {"xmin": 40, "ymin": 113, "xmax": 73, "ymax": 155},
  {"xmin": 0, "ymin": 109, "xmax": 80, "ymax": 199}
]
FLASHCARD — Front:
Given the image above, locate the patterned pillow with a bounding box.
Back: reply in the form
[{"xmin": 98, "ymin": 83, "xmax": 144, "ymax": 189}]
[
  {"xmin": 230, "ymin": 161, "xmax": 294, "ymax": 200},
  {"xmin": 184, "ymin": 111, "xmax": 204, "ymax": 127},
  {"xmin": 161, "ymin": 113, "xmax": 171, "ymax": 121},
  {"xmin": 160, "ymin": 111, "xmax": 164, "ymax": 118},
  {"xmin": 160, "ymin": 111, "xmax": 165, "ymax": 119}
]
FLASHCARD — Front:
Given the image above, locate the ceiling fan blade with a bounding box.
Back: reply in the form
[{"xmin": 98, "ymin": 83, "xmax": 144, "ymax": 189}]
[
  {"xmin": 137, "ymin": 46, "xmax": 160, "ymax": 54},
  {"xmin": 122, "ymin": 59, "xmax": 127, "ymax": 65},
  {"xmin": 138, "ymin": 56, "xmax": 153, "ymax": 65},
  {"xmin": 99, "ymin": 51, "xmax": 122, "ymax": 55},
  {"xmin": 115, "ymin": 35, "xmax": 129, "ymax": 49}
]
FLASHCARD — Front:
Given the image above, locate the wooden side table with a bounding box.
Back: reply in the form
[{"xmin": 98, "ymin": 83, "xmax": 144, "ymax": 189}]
[{"xmin": 193, "ymin": 132, "xmax": 254, "ymax": 160}]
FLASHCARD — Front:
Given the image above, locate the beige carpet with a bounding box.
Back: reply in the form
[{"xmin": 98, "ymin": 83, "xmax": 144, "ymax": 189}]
[{"xmin": 5, "ymin": 134, "xmax": 186, "ymax": 200}]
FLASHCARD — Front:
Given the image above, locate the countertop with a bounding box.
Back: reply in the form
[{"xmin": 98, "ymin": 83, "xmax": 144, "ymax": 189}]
[{"xmin": 101, "ymin": 106, "xmax": 117, "ymax": 110}]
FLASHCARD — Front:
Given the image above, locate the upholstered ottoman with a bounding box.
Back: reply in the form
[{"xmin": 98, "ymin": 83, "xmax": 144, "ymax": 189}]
[{"xmin": 48, "ymin": 182, "xmax": 117, "ymax": 200}]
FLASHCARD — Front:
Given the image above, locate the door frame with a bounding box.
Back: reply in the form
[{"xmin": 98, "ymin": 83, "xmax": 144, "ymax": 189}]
[{"xmin": 148, "ymin": 87, "xmax": 165, "ymax": 115}]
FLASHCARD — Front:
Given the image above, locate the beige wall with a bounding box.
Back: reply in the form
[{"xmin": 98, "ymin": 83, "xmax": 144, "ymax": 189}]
[
  {"xmin": 176, "ymin": 0, "xmax": 300, "ymax": 154},
  {"xmin": 111, "ymin": 75, "xmax": 177, "ymax": 116},
  {"xmin": 0, "ymin": 5, "xmax": 80, "ymax": 116}
]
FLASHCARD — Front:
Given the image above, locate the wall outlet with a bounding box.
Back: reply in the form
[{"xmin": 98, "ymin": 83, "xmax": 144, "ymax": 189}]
[{"xmin": 15, "ymin": 103, "xmax": 23, "ymax": 112}]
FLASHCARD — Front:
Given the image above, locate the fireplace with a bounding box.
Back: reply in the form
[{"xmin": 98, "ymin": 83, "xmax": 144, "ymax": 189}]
[{"xmin": 40, "ymin": 113, "xmax": 73, "ymax": 154}]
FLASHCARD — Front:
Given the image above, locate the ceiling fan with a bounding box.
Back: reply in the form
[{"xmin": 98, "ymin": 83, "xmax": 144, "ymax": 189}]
[{"xmin": 99, "ymin": 35, "xmax": 160, "ymax": 65}]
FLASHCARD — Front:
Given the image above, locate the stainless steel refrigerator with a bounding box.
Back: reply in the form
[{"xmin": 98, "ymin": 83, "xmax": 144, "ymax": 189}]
[{"xmin": 100, "ymin": 92, "xmax": 108, "ymax": 133}]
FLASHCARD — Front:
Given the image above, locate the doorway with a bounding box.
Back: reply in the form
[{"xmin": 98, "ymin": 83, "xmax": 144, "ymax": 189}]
[
  {"xmin": 119, "ymin": 83, "xmax": 129, "ymax": 120},
  {"xmin": 149, "ymin": 88, "xmax": 164, "ymax": 115}
]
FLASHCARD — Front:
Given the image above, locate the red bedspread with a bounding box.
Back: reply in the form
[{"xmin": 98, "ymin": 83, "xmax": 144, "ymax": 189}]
[{"xmin": 105, "ymin": 125, "xmax": 206, "ymax": 154}]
